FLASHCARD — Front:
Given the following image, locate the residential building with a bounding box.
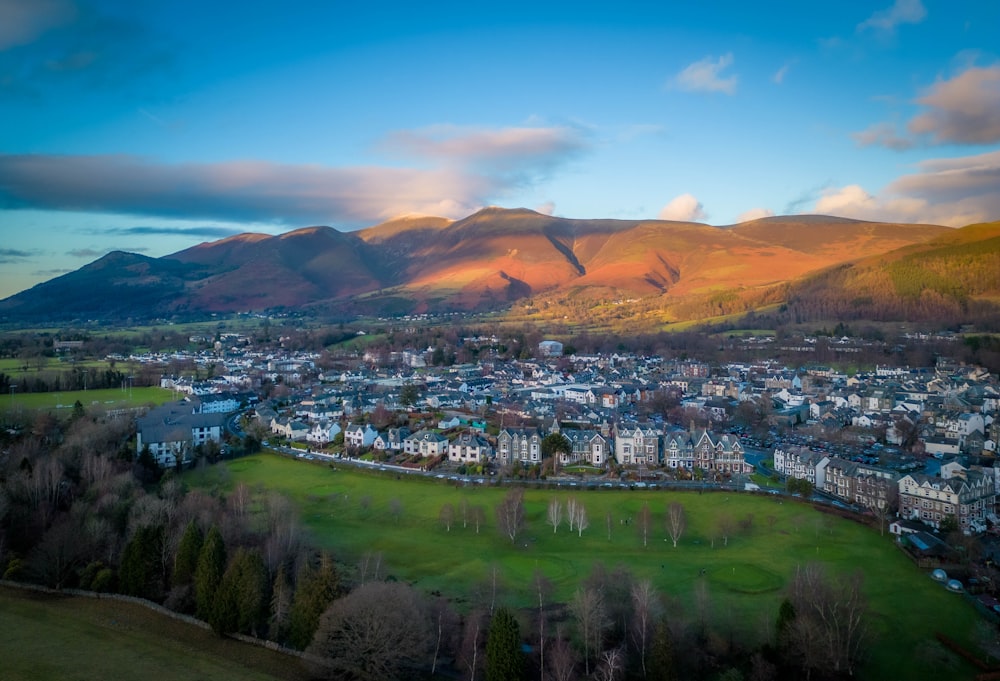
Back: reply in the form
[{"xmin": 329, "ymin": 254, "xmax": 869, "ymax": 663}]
[
  {"xmin": 447, "ymin": 431, "xmax": 494, "ymax": 464},
  {"xmin": 136, "ymin": 401, "xmax": 225, "ymax": 468},
  {"xmin": 898, "ymin": 467, "xmax": 994, "ymax": 534}
]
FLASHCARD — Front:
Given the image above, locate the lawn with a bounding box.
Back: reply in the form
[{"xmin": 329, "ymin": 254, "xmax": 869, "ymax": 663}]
[
  {"xmin": 4, "ymin": 386, "xmax": 174, "ymax": 412},
  {"xmin": 0, "ymin": 586, "xmax": 308, "ymax": 681},
  {"xmin": 190, "ymin": 453, "xmax": 988, "ymax": 680}
]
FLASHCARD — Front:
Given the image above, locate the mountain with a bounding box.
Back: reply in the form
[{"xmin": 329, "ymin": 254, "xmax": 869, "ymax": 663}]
[
  {"xmin": 776, "ymin": 220, "xmax": 1000, "ymax": 325},
  {"xmin": 0, "ymin": 208, "xmax": 962, "ymax": 324}
]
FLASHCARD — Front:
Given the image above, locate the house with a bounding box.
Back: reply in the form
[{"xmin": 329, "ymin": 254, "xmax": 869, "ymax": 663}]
[
  {"xmin": 136, "ymin": 401, "xmax": 225, "ymax": 468},
  {"xmin": 306, "ymin": 421, "xmax": 341, "ymax": 445},
  {"xmin": 614, "ymin": 423, "xmax": 660, "ymax": 466},
  {"xmin": 898, "ymin": 467, "xmax": 994, "ymax": 534},
  {"xmin": 403, "ymin": 429, "xmax": 449, "ymax": 457},
  {"xmin": 344, "ymin": 423, "xmax": 378, "ymax": 448},
  {"xmin": 538, "ymin": 340, "xmax": 564, "ymax": 357},
  {"xmin": 373, "ymin": 427, "xmax": 410, "ymax": 452},
  {"xmin": 447, "ymin": 431, "xmax": 494, "ymax": 464},
  {"xmin": 497, "ymin": 427, "xmax": 543, "ymax": 465},
  {"xmin": 773, "ymin": 446, "xmax": 829, "ymax": 487},
  {"xmin": 560, "ymin": 428, "xmax": 610, "ymax": 467},
  {"xmin": 691, "ymin": 430, "xmax": 751, "ymax": 475}
]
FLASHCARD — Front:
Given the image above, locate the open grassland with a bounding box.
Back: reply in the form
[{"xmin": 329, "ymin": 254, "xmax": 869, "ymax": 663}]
[
  {"xmin": 4, "ymin": 386, "xmax": 174, "ymax": 411},
  {"xmin": 0, "ymin": 586, "xmax": 308, "ymax": 681},
  {"xmin": 191, "ymin": 453, "xmax": 988, "ymax": 680}
]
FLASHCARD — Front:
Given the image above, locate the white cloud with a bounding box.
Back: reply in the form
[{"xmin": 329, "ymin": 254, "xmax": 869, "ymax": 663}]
[
  {"xmin": 673, "ymin": 54, "xmax": 737, "ymax": 95},
  {"xmin": 736, "ymin": 207, "xmax": 775, "ymax": 222},
  {"xmin": 772, "ymin": 60, "xmax": 796, "ymax": 85},
  {"xmin": 853, "ymin": 64, "xmax": 1000, "ymax": 149},
  {"xmin": 857, "ymin": 0, "xmax": 926, "ymax": 33},
  {"xmin": 0, "ymin": 0, "xmax": 75, "ymax": 50},
  {"xmin": 535, "ymin": 201, "xmax": 556, "ymax": 215},
  {"xmin": 909, "ymin": 65, "xmax": 1000, "ymax": 144},
  {"xmin": 658, "ymin": 193, "xmax": 708, "ymax": 222},
  {"xmin": 852, "ymin": 122, "xmax": 915, "ymax": 150},
  {"xmin": 811, "ymin": 150, "xmax": 1000, "ymax": 226}
]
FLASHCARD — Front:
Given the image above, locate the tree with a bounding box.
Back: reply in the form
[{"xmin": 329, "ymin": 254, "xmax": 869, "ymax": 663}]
[
  {"xmin": 440, "ymin": 502, "xmax": 455, "ymax": 531},
  {"xmin": 486, "ymin": 606, "xmax": 523, "ymax": 681},
  {"xmin": 594, "ymin": 646, "xmax": 626, "ymax": 681},
  {"xmin": 172, "ymin": 520, "xmax": 203, "ymax": 588},
  {"xmin": 784, "ymin": 563, "xmax": 868, "ymax": 678},
  {"xmin": 496, "ymin": 488, "xmax": 525, "ymax": 544},
  {"xmin": 548, "ymin": 631, "xmax": 579, "ymax": 681},
  {"xmin": 119, "ymin": 524, "xmax": 165, "ymax": 600},
  {"xmin": 389, "ymin": 497, "xmax": 404, "ymax": 524},
  {"xmin": 288, "ymin": 552, "xmax": 340, "ymax": 649},
  {"xmin": 547, "ymin": 497, "xmax": 562, "ymax": 533},
  {"xmin": 666, "ymin": 502, "xmax": 686, "ymax": 548},
  {"xmin": 575, "ymin": 503, "xmax": 589, "ymax": 537},
  {"xmin": 194, "ymin": 526, "xmax": 226, "ymax": 621},
  {"xmin": 571, "ymin": 584, "xmax": 608, "ymax": 676},
  {"xmin": 566, "ymin": 497, "xmax": 579, "ymax": 532},
  {"xmin": 308, "ymin": 581, "xmax": 432, "ymax": 681},
  {"xmin": 211, "ymin": 547, "xmax": 269, "ymax": 636},
  {"xmin": 631, "ymin": 579, "xmax": 662, "ymax": 679},
  {"xmin": 533, "ymin": 569, "xmax": 553, "ymax": 681},
  {"xmin": 647, "ymin": 615, "xmax": 675, "ymax": 681},
  {"xmin": 541, "ymin": 433, "xmax": 571, "ymax": 459},
  {"xmin": 638, "ymin": 502, "xmax": 652, "ymax": 548},
  {"xmin": 717, "ymin": 513, "xmax": 735, "ymax": 547},
  {"xmin": 400, "ymin": 383, "xmax": 420, "ymax": 408}
]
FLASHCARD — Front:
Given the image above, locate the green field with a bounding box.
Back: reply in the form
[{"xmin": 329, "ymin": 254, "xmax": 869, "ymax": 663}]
[
  {"xmin": 0, "ymin": 586, "xmax": 308, "ymax": 681},
  {"xmin": 3, "ymin": 386, "xmax": 174, "ymax": 412},
  {"xmin": 189, "ymin": 453, "xmax": 988, "ymax": 680}
]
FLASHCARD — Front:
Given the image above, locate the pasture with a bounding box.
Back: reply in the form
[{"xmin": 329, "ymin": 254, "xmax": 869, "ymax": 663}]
[
  {"xmin": 0, "ymin": 586, "xmax": 307, "ymax": 681},
  {"xmin": 3, "ymin": 386, "xmax": 174, "ymax": 412},
  {"xmin": 191, "ymin": 453, "xmax": 988, "ymax": 680}
]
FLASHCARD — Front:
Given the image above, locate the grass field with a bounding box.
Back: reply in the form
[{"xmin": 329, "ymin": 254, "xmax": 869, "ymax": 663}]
[
  {"xmin": 188, "ymin": 453, "xmax": 988, "ymax": 680},
  {"xmin": 3, "ymin": 386, "xmax": 174, "ymax": 411},
  {"xmin": 0, "ymin": 586, "xmax": 308, "ymax": 681}
]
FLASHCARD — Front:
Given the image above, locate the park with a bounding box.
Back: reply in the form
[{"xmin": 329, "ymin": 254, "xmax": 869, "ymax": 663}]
[{"xmin": 186, "ymin": 451, "xmax": 987, "ymax": 680}]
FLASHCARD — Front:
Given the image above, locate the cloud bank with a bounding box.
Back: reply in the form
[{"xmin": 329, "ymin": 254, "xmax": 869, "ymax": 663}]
[
  {"xmin": 857, "ymin": 0, "xmax": 926, "ymax": 33},
  {"xmin": 812, "ymin": 149, "xmax": 1000, "ymax": 226},
  {"xmin": 0, "ymin": 125, "xmax": 589, "ymax": 227}
]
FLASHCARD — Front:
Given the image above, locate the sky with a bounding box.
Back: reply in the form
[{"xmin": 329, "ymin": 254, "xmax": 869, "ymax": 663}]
[{"xmin": 1, "ymin": 0, "xmax": 999, "ymax": 299}]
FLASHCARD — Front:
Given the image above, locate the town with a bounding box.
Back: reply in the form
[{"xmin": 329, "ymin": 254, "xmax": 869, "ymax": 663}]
[{"xmin": 135, "ymin": 329, "xmax": 999, "ymax": 547}]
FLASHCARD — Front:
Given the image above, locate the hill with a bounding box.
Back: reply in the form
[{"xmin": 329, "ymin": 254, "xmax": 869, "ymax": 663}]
[{"xmin": 0, "ymin": 208, "xmax": 962, "ymax": 324}]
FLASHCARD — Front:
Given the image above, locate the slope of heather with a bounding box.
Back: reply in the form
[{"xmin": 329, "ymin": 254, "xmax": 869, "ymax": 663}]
[
  {"xmin": 780, "ymin": 221, "xmax": 1000, "ymax": 325},
  {"xmin": 167, "ymin": 227, "xmax": 383, "ymax": 310}
]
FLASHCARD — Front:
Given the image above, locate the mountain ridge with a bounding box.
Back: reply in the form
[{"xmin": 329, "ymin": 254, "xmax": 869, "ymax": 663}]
[{"xmin": 0, "ymin": 208, "xmax": 976, "ymax": 324}]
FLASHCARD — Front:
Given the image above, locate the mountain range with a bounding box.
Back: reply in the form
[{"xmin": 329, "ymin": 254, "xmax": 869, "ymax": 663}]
[{"xmin": 2, "ymin": 207, "xmax": 998, "ymax": 327}]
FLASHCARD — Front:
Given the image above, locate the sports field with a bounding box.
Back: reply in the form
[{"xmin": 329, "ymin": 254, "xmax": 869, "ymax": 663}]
[
  {"xmin": 2, "ymin": 386, "xmax": 174, "ymax": 412},
  {"xmin": 190, "ymin": 452, "xmax": 988, "ymax": 680}
]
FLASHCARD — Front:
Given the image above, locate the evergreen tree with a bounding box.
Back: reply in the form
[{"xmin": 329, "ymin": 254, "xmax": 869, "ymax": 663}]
[
  {"xmin": 648, "ymin": 615, "xmax": 675, "ymax": 681},
  {"xmin": 194, "ymin": 525, "xmax": 226, "ymax": 621},
  {"xmin": 210, "ymin": 547, "xmax": 270, "ymax": 635},
  {"xmin": 288, "ymin": 552, "xmax": 339, "ymax": 649},
  {"xmin": 119, "ymin": 524, "xmax": 164, "ymax": 600},
  {"xmin": 172, "ymin": 520, "xmax": 203, "ymax": 588},
  {"xmin": 486, "ymin": 606, "xmax": 523, "ymax": 681}
]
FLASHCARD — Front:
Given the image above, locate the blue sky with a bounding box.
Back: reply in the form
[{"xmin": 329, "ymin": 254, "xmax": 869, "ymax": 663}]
[{"xmin": 2, "ymin": 0, "xmax": 999, "ymax": 298}]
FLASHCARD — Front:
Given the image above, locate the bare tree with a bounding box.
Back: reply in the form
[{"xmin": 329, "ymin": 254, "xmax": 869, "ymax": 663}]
[
  {"xmin": 459, "ymin": 610, "xmax": 487, "ymax": 681},
  {"xmin": 785, "ymin": 563, "xmax": 868, "ymax": 679},
  {"xmin": 571, "ymin": 585, "xmax": 608, "ymax": 676},
  {"xmin": 594, "ymin": 646, "xmax": 626, "ymax": 681},
  {"xmin": 460, "ymin": 497, "xmax": 470, "ymax": 529},
  {"xmin": 547, "ymin": 497, "xmax": 562, "ymax": 533},
  {"xmin": 606, "ymin": 509, "xmax": 613, "ymax": 541},
  {"xmin": 547, "ymin": 629, "xmax": 578, "ymax": 681},
  {"xmin": 308, "ymin": 581, "xmax": 432, "ymax": 681},
  {"xmin": 440, "ymin": 502, "xmax": 455, "ymax": 532},
  {"xmin": 533, "ymin": 569, "xmax": 553, "ymax": 681},
  {"xmin": 389, "ymin": 497, "xmax": 404, "ymax": 524},
  {"xmin": 357, "ymin": 551, "xmax": 385, "ymax": 585},
  {"xmin": 473, "ymin": 505, "xmax": 486, "ymax": 534},
  {"xmin": 718, "ymin": 513, "xmax": 735, "ymax": 547},
  {"xmin": 575, "ymin": 504, "xmax": 589, "ymax": 537},
  {"xmin": 630, "ymin": 579, "xmax": 661, "ymax": 679},
  {"xmin": 666, "ymin": 501, "xmax": 686, "ymax": 548},
  {"xmin": 228, "ymin": 482, "xmax": 251, "ymax": 519},
  {"xmin": 496, "ymin": 488, "xmax": 526, "ymax": 544},
  {"xmin": 566, "ymin": 497, "xmax": 579, "ymax": 532},
  {"xmin": 637, "ymin": 502, "xmax": 652, "ymax": 548}
]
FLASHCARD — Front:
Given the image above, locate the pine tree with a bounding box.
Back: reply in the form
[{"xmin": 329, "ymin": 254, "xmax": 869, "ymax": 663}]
[
  {"xmin": 486, "ymin": 606, "xmax": 523, "ymax": 681},
  {"xmin": 288, "ymin": 552, "xmax": 339, "ymax": 649},
  {"xmin": 119, "ymin": 524, "xmax": 164, "ymax": 600},
  {"xmin": 172, "ymin": 520, "xmax": 203, "ymax": 588},
  {"xmin": 194, "ymin": 525, "xmax": 226, "ymax": 622}
]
